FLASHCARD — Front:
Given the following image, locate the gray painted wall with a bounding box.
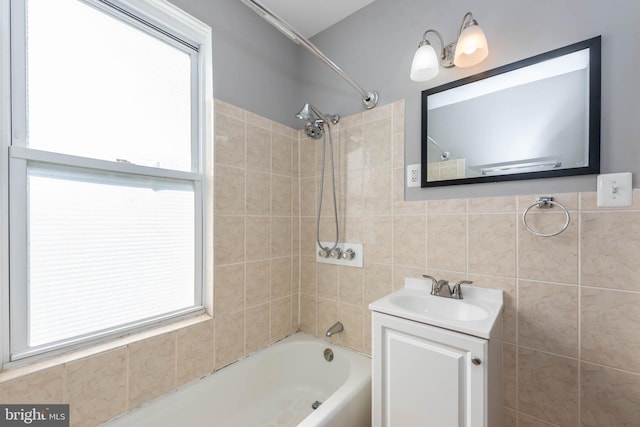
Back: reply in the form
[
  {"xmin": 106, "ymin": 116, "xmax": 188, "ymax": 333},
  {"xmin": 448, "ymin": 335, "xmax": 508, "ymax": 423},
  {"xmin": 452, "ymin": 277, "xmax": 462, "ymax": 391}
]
[
  {"xmin": 168, "ymin": 0, "xmax": 302, "ymax": 129},
  {"xmin": 171, "ymin": 0, "xmax": 639, "ymax": 199},
  {"xmin": 302, "ymin": 0, "xmax": 640, "ymax": 199}
]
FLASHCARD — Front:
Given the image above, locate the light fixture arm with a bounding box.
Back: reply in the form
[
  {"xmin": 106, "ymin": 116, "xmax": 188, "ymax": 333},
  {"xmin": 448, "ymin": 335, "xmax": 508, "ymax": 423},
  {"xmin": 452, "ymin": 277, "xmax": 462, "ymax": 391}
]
[
  {"xmin": 420, "ymin": 29, "xmax": 445, "ymax": 52},
  {"xmin": 456, "ymin": 12, "xmax": 476, "ymax": 40},
  {"xmin": 418, "ymin": 29, "xmax": 454, "ymax": 68}
]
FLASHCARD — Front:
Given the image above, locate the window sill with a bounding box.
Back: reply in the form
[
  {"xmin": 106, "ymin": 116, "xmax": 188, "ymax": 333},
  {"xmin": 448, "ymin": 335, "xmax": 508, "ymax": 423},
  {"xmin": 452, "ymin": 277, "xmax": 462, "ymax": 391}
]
[{"xmin": 0, "ymin": 314, "xmax": 213, "ymax": 383}]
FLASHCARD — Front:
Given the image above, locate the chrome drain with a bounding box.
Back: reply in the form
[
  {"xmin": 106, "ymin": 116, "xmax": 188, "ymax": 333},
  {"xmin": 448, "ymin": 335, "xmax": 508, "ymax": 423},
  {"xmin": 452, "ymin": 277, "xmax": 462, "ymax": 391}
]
[
  {"xmin": 311, "ymin": 401, "xmax": 322, "ymax": 410},
  {"xmin": 323, "ymin": 348, "xmax": 334, "ymax": 362}
]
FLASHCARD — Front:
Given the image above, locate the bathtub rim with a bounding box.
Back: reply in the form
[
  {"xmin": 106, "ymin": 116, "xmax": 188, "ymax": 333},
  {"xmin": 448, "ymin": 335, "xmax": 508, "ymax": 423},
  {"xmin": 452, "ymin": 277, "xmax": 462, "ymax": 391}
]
[{"xmin": 101, "ymin": 331, "xmax": 372, "ymax": 426}]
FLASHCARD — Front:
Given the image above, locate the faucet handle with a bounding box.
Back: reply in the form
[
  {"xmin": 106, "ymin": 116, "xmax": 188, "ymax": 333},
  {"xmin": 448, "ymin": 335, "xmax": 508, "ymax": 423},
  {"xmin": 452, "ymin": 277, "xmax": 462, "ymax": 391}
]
[
  {"xmin": 452, "ymin": 280, "xmax": 473, "ymax": 299},
  {"xmin": 329, "ymin": 248, "xmax": 342, "ymax": 259},
  {"xmin": 423, "ymin": 275, "xmax": 439, "ymax": 294},
  {"xmin": 454, "ymin": 280, "xmax": 473, "ymax": 287},
  {"xmin": 422, "ymin": 274, "xmax": 438, "ymax": 284}
]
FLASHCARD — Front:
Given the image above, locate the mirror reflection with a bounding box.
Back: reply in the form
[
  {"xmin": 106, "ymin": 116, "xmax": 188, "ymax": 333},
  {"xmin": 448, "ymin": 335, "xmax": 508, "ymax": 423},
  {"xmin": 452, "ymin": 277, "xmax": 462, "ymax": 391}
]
[{"xmin": 421, "ymin": 37, "xmax": 601, "ymax": 186}]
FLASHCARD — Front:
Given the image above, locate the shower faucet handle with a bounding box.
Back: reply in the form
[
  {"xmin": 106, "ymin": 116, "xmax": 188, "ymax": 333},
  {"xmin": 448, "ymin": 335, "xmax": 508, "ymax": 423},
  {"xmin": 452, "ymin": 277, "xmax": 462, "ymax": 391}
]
[
  {"xmin": 341, "ymin": 249, "xmax": 356, "ymax": 260},
  {"xmin": 329, "ymin": 248, "xmax": 342, "ymax": 259}
]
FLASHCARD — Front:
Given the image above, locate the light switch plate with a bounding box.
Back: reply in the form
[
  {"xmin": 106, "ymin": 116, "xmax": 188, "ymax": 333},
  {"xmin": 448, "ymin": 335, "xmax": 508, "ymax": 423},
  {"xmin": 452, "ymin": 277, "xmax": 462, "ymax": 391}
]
[{"xmin": 597, "ymin": 172, "xmax": 632, "ymax": 207}]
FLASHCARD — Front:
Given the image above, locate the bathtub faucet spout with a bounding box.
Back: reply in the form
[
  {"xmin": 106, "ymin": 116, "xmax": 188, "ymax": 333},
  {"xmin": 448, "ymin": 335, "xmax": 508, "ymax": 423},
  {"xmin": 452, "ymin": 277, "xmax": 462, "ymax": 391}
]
[{"xmin": 325, "ymin": 321, "xmax": 344, "ymax": 337}]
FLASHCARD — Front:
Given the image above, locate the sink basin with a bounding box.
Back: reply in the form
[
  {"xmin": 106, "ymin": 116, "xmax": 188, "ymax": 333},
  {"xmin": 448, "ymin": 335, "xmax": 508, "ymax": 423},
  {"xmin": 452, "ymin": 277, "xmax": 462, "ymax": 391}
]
[
  {"xmin": 389, "ymin": 294, "xmax": 490, "ymax": 322},
  {"xmin": 369, "ymin": 277, "xmax": 503, "ymax": 339}
]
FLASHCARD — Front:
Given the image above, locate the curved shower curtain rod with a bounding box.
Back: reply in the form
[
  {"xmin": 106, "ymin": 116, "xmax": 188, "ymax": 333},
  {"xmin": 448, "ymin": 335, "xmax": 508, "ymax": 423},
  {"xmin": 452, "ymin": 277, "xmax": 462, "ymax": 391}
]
[{"xmin": 241, "ymin": 0, "xmax": 379, "ymax": 109}]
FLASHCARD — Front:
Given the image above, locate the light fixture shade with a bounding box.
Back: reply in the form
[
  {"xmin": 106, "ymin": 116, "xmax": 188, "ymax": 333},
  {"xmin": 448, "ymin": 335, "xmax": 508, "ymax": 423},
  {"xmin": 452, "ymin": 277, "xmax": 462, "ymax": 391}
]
[
  {"xmin": 453, "ymin": 24, "xmax": 489, "ymax": 67},
  {"xmin": 410, "ymin": 43, "xmax": 440, "ymax": 82}
]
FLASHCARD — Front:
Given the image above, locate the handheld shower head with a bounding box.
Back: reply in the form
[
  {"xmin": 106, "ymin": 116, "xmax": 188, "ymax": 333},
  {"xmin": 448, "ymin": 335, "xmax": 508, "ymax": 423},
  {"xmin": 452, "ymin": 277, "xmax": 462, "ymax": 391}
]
[{"xmin": 304, "ymin": 120, "xmax": 324, "ymax": 139}]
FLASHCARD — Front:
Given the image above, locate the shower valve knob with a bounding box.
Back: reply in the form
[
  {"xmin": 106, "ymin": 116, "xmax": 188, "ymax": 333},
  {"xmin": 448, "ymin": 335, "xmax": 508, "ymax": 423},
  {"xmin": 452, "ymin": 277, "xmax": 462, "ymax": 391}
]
[
  {"xmin": 329, "ymin": 249, "xmax": 342, "ymax": 259},
  {"xmin": 341, "ymin": 249, "xmax": 356, "ymax": 260},
  {"xmin": 318, "ymin": 249, "xmax": 330, "ymax": 258}
]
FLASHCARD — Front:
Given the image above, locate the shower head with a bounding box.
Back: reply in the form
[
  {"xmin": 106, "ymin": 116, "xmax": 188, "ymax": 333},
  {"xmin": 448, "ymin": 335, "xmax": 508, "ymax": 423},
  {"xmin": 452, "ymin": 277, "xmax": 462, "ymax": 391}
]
[
  {"xmin": 298, "ymin": 103, "xmax": 337, "ymax": 139},
  {"xmin": 304, "ymin": 121, "xmax": 325, "ymax": 139},
  {"xmin": 296, "ymin": 103, "xmax": 340, "ymax": 139}
]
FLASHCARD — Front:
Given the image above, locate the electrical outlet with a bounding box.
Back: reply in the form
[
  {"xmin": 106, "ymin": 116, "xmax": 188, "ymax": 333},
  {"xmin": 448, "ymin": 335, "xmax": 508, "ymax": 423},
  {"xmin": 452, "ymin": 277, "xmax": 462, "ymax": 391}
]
[{"xmin": 407, "ymin": 164, "xmax": 421, "ymax": 187}]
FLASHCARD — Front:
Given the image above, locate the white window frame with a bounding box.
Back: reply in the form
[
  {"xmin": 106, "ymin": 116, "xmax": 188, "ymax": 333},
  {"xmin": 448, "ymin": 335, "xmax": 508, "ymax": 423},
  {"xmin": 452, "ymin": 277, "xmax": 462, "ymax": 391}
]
[{"xmin": 0, "ymin": 0, "xmax": 213, "ymax": 365}]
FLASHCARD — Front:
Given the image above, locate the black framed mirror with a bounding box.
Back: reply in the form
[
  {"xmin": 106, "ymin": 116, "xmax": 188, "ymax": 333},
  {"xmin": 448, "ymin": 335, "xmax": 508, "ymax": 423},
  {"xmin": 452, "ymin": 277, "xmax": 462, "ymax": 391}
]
[{"xmin": 421, "ymin": 36, "xmax": 601, "ymax": 187}]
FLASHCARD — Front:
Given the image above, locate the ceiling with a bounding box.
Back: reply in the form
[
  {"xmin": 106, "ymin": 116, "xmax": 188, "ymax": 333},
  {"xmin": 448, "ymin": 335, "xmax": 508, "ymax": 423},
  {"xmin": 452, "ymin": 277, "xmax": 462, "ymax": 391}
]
[{"xmin": 258, "ymin": 0, "xmax": 377, "ymax": 38}]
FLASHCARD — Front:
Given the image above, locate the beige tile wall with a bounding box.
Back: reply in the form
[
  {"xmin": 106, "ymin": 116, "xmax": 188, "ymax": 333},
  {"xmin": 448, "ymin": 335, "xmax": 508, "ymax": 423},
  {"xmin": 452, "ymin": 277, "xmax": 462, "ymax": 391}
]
[
  {"xmin": 213, "ymin": 100, "xmax": 298, "ymax": 367},
  {"xmin": 0, "ymin": 318, "xmax": 214, "ymax": 427},
  {"xmin": 296, "ymin": 100, "xmax": 640, "ymax": 427},
  {"xmin": 2, "ymin": 99, "xmax": 639, "ymax": 427}
]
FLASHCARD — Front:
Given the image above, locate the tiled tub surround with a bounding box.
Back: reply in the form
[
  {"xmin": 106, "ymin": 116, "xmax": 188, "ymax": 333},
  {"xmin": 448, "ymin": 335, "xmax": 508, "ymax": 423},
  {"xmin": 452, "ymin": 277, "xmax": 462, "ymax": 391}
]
[
  {"xmin": 2, "ymin": 99, "xmax": 640, "ymax": 427},
  {"xmin": 212, "ymin": 100, "xmax": 299, "ymax": 367},
  {"xmin": 297, "ymin": 101, "xmax": 640, "ymax": 427},
  {"xmin": 0, "ymin": 317, "xmax": 216, "ymax": 427}
]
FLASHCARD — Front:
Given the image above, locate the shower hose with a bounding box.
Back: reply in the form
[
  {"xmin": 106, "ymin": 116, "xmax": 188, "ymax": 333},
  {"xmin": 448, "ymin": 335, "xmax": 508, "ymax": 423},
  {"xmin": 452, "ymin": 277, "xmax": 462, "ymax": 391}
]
[{"xmin": 316, "ymin": 122, "xmax": 339, "ymax": 256}]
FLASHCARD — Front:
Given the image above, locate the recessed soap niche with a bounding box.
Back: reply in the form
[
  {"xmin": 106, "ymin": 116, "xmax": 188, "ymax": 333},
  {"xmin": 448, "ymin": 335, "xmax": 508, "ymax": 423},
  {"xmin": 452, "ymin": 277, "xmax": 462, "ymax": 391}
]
[{"xmin": 316, "ymin": 242, "xmax": 363, "ymax": 268}]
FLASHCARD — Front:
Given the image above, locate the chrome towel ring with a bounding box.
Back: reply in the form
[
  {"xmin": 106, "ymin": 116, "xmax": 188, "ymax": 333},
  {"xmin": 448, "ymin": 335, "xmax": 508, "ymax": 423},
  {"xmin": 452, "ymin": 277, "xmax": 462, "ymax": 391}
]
[{"xmin": 522, "ymin": 196, "xmax": 570, "ymax": 237}]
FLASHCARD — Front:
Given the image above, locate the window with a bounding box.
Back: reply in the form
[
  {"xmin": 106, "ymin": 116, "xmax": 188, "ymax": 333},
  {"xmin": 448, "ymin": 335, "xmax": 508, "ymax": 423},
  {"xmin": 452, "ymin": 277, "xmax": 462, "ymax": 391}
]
[{"xmin": 2, "ymin": 0, "xmax": 213, "ymax": 362}]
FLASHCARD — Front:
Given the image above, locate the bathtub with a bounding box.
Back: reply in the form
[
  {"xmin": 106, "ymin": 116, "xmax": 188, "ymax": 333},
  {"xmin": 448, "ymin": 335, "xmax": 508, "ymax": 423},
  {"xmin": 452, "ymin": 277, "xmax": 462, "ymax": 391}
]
[{"xmin": 103, "ymin": 333, "xmax": 371, "ymax": 427}]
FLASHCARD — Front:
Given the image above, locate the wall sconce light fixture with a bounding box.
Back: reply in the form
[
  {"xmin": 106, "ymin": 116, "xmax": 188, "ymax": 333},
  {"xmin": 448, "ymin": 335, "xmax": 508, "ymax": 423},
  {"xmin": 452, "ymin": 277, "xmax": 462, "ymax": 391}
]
[{"xmin": 410, "ymin": 12, "xmax": 489, "ymax": 82}]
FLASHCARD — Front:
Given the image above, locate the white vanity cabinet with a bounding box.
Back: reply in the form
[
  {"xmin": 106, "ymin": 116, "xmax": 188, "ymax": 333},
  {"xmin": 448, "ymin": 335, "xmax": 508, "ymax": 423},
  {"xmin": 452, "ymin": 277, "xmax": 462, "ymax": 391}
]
[{"xmin": 369, "ymin": 279, "xmax": 503, "ymax": 427}]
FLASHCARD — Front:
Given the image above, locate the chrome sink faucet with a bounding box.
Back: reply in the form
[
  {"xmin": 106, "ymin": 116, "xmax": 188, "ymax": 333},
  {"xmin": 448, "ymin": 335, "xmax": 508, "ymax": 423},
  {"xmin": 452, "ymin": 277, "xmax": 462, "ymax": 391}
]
[{"xmin": 423, "ymin": 275, "xmax": 473, "ymax": 300}]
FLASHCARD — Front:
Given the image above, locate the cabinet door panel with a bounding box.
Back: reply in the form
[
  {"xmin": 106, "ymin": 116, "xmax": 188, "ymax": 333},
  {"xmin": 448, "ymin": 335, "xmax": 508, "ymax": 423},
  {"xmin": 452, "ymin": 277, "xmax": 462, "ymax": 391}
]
[
  {"xmin": 385, "ymin": 328, "xmax": 465, "ymax": 426},
  {"xmin": 372, "ymin": 313, "xmax": 487, "ymax": 427}
]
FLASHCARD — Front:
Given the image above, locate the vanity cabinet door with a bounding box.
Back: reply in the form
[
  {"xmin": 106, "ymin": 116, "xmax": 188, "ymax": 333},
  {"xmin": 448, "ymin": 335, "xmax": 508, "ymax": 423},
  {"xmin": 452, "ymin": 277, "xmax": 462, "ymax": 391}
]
[{"xmin": 372, "ymin": 312, "xmax": 487, "ymax": 427}]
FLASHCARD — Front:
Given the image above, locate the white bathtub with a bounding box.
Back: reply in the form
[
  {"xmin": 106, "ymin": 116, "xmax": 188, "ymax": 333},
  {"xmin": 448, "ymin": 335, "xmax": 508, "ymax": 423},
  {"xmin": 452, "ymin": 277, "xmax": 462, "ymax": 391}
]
[{"xmin": 103, "ymin": 333, "xmax": 371, "ymax": 427}]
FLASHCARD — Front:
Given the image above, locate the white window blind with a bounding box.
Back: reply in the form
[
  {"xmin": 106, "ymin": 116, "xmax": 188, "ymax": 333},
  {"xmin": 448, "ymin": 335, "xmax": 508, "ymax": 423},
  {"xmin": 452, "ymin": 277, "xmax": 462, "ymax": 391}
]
[
  {"xmin": 6, "ymin": 0, "xmax": 210, "ymax": 361},
  {"xmin": 28, "ymin": 166, "xmax": 196, "ymax": 347}
]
